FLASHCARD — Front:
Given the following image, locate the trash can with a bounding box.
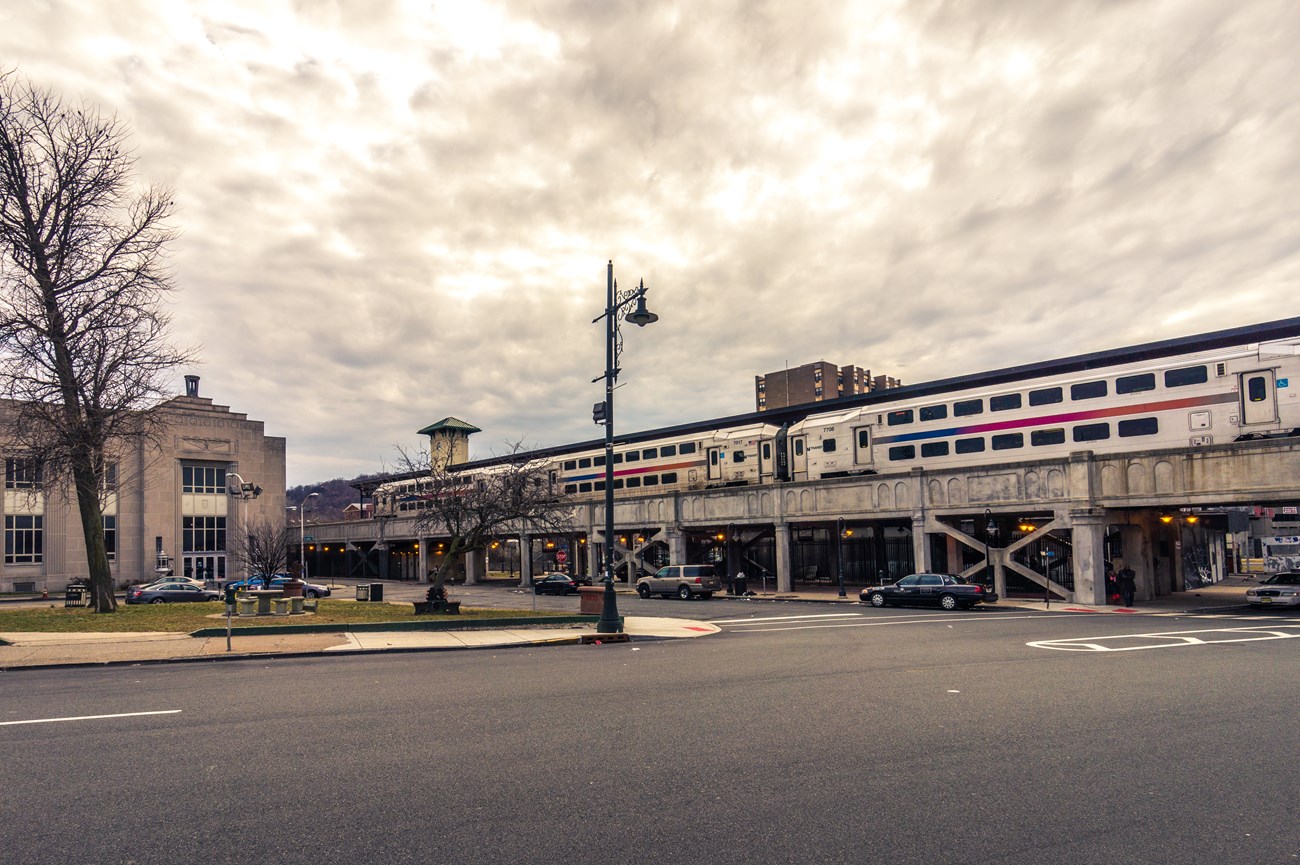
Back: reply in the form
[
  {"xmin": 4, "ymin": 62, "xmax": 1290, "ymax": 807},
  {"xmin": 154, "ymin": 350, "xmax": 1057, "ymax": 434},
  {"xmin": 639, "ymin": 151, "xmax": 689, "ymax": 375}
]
[
  {"xmin": 355, "ymin": 584, "xmax": 370, "ymax": 601},
  {"xmin": 368, "ymin": 582, "xmax": 384, "ymax": 602},
  {"xmin": 578, "ymin": 586, "xmax": 605, "ymax": 614},
  {"xmin": 64, "ymin": 585, "xmax": 88, "ymax": 608},
  {"xmin": 733, "ymin": 574, "xmax": 748, "ymax": 596}
]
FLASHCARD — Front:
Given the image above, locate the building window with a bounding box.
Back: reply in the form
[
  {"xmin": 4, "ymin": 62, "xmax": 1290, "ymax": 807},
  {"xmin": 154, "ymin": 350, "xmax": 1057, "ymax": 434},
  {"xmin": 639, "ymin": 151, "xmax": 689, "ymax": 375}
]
[
  {"xmin": 5, "ymin": 515, "xmax": 43, "ymax": 563},
  {"xmin": 104, "ymin": 515, "xmax": 117, "ymax": 561},
  {"xmin": 182, "ymin": 465, "xmax": 226, "ymax": 494},
  {"xmin": 5, "ymin": 459, "xmax": 43, "ymax": 490},
  {"xmin": 182, "ymin": 516, "xmax": 226, "ymax": 553}
]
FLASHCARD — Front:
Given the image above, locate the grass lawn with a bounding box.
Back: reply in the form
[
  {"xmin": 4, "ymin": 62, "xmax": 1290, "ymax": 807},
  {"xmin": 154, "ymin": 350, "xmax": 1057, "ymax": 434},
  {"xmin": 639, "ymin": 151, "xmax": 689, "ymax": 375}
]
[{"xmin": 0, "ymin": 599, "xmax": 570, "ymax": 633}]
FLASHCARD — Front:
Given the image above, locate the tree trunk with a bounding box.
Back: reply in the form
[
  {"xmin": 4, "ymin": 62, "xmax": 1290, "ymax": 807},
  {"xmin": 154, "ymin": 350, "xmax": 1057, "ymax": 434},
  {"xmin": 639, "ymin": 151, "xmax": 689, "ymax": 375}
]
[{"xmin": 71, "ymin": 457, "xmax": 115, "ymax": 612}]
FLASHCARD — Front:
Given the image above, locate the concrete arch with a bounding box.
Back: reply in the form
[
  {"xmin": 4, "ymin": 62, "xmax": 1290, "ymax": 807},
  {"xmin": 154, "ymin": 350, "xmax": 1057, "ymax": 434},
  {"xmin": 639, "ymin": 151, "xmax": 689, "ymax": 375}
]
[
  {"xmin": 947, "ymin": 478, "xmax": 965, "ymax": 505},
  {"xmin": 877, "ymin": 483, "xmax": 892, "ymax": 510},
  {"xmin": 1046, "ymin": 468, "xmax": 1065, "ymax": 498},
  {"xmin": 1026, "ymin": 469, "xmax": 1043, "ymax": 499},
  {"xmin": 799, "ymin": 489, "xmax": 815, "ymax": 512},
  {"xmin": 1154, "ymin": 460, "xmax": 1176, "ymax": 493},
  {"xmin": 894, "ymin": 481, "xmax": 910, "ymax": 509},
  {"xmin": 928, "ymin": 479, "xmax": 945, "ymax": 506},
  {"xmin": 1126, "ymin": 462, "xmax": 1150, "ymax": 495},
  {"xmin": 1100, "ymin": 463, "xmax": 1122, "ymax": 496}
]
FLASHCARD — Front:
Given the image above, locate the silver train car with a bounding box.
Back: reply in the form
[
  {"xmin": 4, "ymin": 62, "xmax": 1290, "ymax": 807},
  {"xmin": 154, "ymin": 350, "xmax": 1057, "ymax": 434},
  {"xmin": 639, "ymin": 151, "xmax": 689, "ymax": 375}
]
[{"xmin": 372, "ymin": 317, "xmax": 1300, "ymax": 512}]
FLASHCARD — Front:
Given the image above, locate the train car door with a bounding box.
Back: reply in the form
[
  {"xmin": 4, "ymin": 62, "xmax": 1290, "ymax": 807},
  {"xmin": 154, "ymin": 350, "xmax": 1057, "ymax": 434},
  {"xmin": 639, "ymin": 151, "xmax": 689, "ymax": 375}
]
[
  {"xmin": 707, "ymin": 447, "xmax": 723, "ymax": 483},
  {"xmin": 1240, "ymin": 370, "xmax": 1278, "ymax": 427},
  {"xmin": 852, "ymin": 426, "xmax": 874, "ymax": 468},
  {"xmin": 790, "ymin": 435, "xmax": 808, "ymax": 481}
]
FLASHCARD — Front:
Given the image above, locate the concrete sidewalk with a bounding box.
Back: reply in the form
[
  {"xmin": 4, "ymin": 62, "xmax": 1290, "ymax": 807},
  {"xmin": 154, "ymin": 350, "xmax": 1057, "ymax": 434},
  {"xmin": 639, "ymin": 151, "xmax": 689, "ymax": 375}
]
[{"xmin": 0, "ymin": 616, "xmax": 719, "ymax": 670}]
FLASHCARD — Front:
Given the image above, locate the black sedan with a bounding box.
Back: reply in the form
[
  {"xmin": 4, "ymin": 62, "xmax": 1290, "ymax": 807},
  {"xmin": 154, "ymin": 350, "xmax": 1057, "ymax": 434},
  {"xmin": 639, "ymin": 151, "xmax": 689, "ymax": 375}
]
[
  {"xmin": 533, "ymin": 573, "xmax": 579, "ymax": 595},
  {"xmin": 859, "ymin": 573, "xmax": 997, "ymax": 611},
  {"xmin": 126, "ymin": 583, "xmax": 222, "ymax": 604}
]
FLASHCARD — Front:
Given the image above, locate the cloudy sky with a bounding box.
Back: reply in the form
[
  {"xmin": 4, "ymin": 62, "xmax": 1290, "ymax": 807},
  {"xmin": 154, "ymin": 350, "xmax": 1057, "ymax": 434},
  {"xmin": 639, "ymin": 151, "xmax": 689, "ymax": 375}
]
[{"xmin": 4, "ymin": 0, "xmax": 1299, "ymax": 485}]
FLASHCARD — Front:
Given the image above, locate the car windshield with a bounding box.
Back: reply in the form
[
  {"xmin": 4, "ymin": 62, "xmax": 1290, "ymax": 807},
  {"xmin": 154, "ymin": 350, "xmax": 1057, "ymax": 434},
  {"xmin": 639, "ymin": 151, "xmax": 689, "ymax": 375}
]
[{"xmin": 1265, "ymin": 573, "xmax": 1300, "ymax": 585}]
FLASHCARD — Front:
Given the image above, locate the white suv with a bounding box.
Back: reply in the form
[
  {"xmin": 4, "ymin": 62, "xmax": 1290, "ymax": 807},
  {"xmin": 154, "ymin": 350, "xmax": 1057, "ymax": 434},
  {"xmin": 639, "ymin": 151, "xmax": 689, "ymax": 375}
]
[{"xmin": 636, "ymin": 565, "xmax": 722, "ymax": 600}]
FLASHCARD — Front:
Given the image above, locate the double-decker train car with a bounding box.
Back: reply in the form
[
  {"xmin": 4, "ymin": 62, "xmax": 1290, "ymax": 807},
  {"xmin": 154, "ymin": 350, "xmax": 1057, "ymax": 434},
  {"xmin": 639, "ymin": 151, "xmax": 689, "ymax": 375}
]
[{"xmin": 370, "ymin": 317, "xmax": 1300, "ymax": 514}]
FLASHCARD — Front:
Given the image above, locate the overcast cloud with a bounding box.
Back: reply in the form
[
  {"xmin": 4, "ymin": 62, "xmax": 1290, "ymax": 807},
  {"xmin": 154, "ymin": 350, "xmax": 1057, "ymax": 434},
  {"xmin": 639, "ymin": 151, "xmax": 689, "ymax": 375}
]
[{"xmin": 3, "ymin": 0, "xmax": 1299, "ymax": 484}]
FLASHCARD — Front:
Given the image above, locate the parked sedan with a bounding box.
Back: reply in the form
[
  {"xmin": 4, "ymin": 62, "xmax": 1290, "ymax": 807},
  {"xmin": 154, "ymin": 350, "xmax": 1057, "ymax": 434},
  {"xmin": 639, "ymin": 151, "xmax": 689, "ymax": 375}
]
[
  {"xmin": 859, "ymin": 573, "xmax": 997, "ymax": 611},
  {"xmin": 225, "ymin": 575, "xmax": 332, "ymax": 598},
  {"xmin": 533, "ymin": 573, "xmax": 579, "ymax": 595},
  {"xmin": 126, "ymin": 583, "xmax": 222, "ymax": 604},
  {"xmin": 1245, "ymin": 572, "xmax": 1300, "ymax": 608}
]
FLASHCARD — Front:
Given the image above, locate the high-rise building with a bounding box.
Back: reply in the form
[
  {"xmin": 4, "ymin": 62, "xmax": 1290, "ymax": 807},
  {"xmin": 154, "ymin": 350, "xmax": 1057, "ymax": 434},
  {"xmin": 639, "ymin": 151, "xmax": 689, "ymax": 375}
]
[{"xmin": 756, "ymin": 362, "xmax": 901, "ymax": 411}]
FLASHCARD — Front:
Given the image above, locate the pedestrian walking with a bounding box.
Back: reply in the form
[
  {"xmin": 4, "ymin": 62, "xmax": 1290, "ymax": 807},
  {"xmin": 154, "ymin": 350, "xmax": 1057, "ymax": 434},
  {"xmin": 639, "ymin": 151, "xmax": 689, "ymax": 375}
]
[{"xmin": 1118, "ymin": 566, "xmax": 1137, "ymax": 607}]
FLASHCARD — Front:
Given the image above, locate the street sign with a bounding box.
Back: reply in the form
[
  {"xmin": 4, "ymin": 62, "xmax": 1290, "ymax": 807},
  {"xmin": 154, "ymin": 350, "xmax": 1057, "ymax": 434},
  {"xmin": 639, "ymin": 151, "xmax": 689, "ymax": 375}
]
[
  {"xmin": 304, "ymin": 535, "xmax": 314, "ymax": 542},
  {"xmin": 556, "ymin": 550, "xmax": 568, "ymax": 564}
]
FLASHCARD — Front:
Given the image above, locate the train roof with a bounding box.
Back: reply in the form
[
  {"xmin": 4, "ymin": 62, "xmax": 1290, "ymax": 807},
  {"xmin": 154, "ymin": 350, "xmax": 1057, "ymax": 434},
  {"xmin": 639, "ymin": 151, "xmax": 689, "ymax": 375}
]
[{"xmin": 360, "ymin": 315, "xmax": 1300, "ymax": 488}]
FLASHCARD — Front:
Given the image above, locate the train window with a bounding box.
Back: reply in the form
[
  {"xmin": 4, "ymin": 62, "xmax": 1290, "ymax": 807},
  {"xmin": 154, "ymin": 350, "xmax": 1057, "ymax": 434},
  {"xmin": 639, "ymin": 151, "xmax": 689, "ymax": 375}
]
[
  {"xmin": 564, "ymin": 484, "xmax": 578, "ymax": 494},
  {"xmin": 1073, "ymin": 423, "xmax": 1110, "ymax": 442},
  {"xmin": 624, "ymin": 451, "xmax": 640, "ymax": 462},
  {"xmin": 578, "ymin": 482, "xmax": 592, "ymax": 493},
  {"xmin": 1116, "ymin": 373, "xmax": 1156, "ymax": 394},
  {"xmin": 578, "ymin": 458, "xmax": 591, "ymax": 469},
  {"xmin": 1118, "ymin": 418, "xmax": 1159, "ymax": 437},
  {"xmin": 857, "ymin": 429, "xmax": 870, "ymax": 449},
  {"xmin": 709, "ymin": 450, "xmax": 719, "ymax": 466},
  {"xmin": 612, "ymin": 453, "xmax": 623, "ymax": 464},
  {"xmin": 594, "ymin": 455, "xmax": 605, "ymax": 467},
  {"xmin": 991, "ymin": 433, "xmax": 1023, "ymax": 450},
  {"xmin": 1031, "ymin": 429, "xmax": 1066, "ymax": 446},
  {"xmin": 954, "ymin": 398, "xmax": 983, "ymax": 416},
  {"xmin": 662, "ymin": 472, "xmax": 678, "ymax": 484},
  {"xmin": 733, "ymin": 450, "xmax": 747, "ymax": 462},
  {"xmin": 1247, "ymin": 376, "xmax": 1268, "ymax": 402},
  {"xmin": 563, "ymin": 460, "xmax": 577, "ymax": 471},
  {"xmin": 626, "ymin": 476, "xmax": 641, "ymax": 488},
  {"xmin": 920, "ymin": 441, "xmax": 949, "ymax": 457},
  {"xmin": 1070, "ymin": 380, "xmax": 1108, "ymax": 400},
  {"xmin": 643, "ymin": 475, "xmax": 659, "ymax": 487},
  {"xmin": 920, "ymin": 404, "xmax": 948, "ymax": 421},
  {"xmin": 990, "ymin": 394, "xmax": 1022, "ymax": 412},
  {"xmin": 794, "ymin": 439, "xmax": 804, "ymax": 456},
  {"xmin": 661, "ymin": 445, "xmax": 677, "ymax": 457},
  {"xmin": 955, "ymin": 437, "xmax": 986, "ymax": 454},
  {"xmin": 1165, "ymin": 365, "xmax": 1208, "ymax": 388},
  {"xmin": 888, "ymin": 445, "xmax": 916, "ymax": 461},
  {"xmin": 643, "ymin": 447, "xmax": 659, "ymax": 459},
  {"xmin": 594, "ymin": 481, "xmax": 605, "ymax": 491},
  {"xmin": 762, "ymin": 442, "xmax": 772, "ymax": 461},
  {"xmin": 887, "ymin": 409, "xmax": 914, "ymax": 426},
  {"xmin": 1029, "ymin": 387, "xmax": 1062, "ymax": 406},
  {"xmin": 823, "ymin": 439, "xmax": 837, "ymax": 453},
  {"xmin": 680, "ymin": 442, "xmax": 697, "ymax": 454},
  {"xmin": 613, "ymin": 479, "xmax": 624, "ymax": 489}
]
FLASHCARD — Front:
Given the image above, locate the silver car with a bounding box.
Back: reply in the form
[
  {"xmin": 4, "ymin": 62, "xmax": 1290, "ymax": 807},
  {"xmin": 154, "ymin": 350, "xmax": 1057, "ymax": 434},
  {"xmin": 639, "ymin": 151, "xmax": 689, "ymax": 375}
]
[
  {"xmin": 1245, "ymin": 573, "xmax": 1300, "ymax": 608},
  {"xmin": 636, "ymin": 565, "xmax": 722, "ymax": 600}
]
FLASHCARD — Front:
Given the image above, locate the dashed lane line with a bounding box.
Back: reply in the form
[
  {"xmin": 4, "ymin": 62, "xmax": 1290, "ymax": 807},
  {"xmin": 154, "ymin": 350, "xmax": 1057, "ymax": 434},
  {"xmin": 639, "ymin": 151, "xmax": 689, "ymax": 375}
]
[{"xmin": 0, "ymin": 710, "xmax": 182, "ymax": 727}]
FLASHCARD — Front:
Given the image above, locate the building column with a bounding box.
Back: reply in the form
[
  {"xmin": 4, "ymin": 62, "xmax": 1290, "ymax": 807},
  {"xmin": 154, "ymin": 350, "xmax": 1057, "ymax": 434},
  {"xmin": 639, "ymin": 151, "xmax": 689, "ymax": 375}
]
[
  {"xmin": 464, "ymin": 548, "xmax": 483, "ymax": 585},
  {"xmin": 1121, "ymin": 520, "xmax": 1157, "ymax": 602},
  {"xmin": 911, "ymin": 514, "xmax": 932, "ymax": 573},
  {"xmin": 775, "ymin": 522, "xmax": 792, "ymax": 593},
  {"xmin": 666, "ymin": 526, "xmax": 686, "ymax": 566},
  {"xmin": 518, "ymin": 532, "xmax": 532, "ymax": 587},
  {"xmin": 1070, "ymin": 511, "xmax": 1108, "ymax": 605},
  {"xmin": 417, "ymin": 536, "xmax": 429, "ymax": 583}
]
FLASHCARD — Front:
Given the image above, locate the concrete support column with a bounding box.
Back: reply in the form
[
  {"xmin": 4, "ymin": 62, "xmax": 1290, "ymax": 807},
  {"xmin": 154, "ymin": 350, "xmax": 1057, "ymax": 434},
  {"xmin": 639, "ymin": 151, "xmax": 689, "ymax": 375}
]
[
  {"xmin": 1120, "ymin": 521, "xmax": 1157, "ymax": 601},
  {"xmin": 666, "ymin": 527, "xmax": 686, "ymax": 566},
  {"xmin": 587, "ymin": 532, "xmax": 600, "ymax": 580},
  {"xmin": 911, "ymin": 514, "xmax": 932, "ymax": 573},
  {"xmin": 945, "ymin": 534, "xmax": 962, "ymax": 574},
  {"xmin": 775, "ymin": 523, "xmax": 792, "ymax": 593},
  {"xmin": 464, "ymin": 548, "xmax": 484, "ymax": 585},
  {"xmin": 417, "ymin": 537, "xmax": 428, "ymax": 583},
  {"xmin": 518, "ymin": 532, "xmax": 532, "ymax": 587},
  {"xmin": 1070, "ymin": 511, "xmax": 1108, "ymax": 605}
]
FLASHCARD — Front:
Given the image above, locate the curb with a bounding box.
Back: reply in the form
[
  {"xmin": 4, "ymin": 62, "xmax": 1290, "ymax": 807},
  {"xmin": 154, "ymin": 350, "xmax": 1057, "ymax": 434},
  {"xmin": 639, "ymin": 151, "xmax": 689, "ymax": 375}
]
[{"xmin": 187, "ymin": 614, "xmax": 600, "ymax": 638}]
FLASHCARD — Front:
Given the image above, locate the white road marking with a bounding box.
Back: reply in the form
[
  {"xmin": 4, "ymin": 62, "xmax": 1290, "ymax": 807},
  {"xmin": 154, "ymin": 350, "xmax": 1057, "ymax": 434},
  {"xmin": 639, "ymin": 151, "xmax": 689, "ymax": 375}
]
[
  {"xmin": 0, "ymin": 710, "xmax": 182, "ymax": 727},
  {"xmin": 708, "ymin": 613, "xmax": 865, "ymax": 624},
  {"xmin": 1028, "ymin": 625, "xmax": 1300, "ymax": 653},
  {"xmin": 726, "ymin": 613, "xmax": 1078, "ymax": 632}
]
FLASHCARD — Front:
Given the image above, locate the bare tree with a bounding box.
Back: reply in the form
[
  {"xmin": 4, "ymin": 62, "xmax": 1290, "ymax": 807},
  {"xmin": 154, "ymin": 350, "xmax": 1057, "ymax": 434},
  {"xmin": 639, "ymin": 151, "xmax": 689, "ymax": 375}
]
[
  {"xmin": 0, "ymin": 73, "xmax": 193, "ymax": 611},
  {"xmin": 227, "ymin": 518, "xmax": 295, "ymax": 589},
  {"xmin": 388, "ymin": 443, "xmax": 572, "ymax": 600}
]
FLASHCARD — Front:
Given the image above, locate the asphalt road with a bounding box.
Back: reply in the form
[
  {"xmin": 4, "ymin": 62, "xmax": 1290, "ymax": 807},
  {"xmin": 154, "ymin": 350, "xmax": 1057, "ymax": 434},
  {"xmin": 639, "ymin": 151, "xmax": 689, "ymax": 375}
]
[{"xmin": 2, "ymin": 605, "xmax": 1297, "ymax": 865}]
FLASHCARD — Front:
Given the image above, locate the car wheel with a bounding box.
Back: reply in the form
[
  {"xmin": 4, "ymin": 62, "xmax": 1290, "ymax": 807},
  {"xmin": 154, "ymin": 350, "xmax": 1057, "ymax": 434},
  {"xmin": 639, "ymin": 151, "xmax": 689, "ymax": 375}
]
[
  {"xmin": 149, "ymin": 597, "xmax": 166, "ymax": 604},
  {"xmin": 678, "ymin": 585, "xmax": 693, "ymax": 600},
  {"xmin": 637, "ymin": 584, "xmax": 651, "ymax": 599},
  {"xmin": 305, "ymin": 590, "xmax": 319, "ymax": 599},
  {"xmin": 869, "ymin": 591, "xmax": 887, "ymax": 608},
  {"xmin": 939, "ymin": 593, "xmax": 959, "ymax": 611}
]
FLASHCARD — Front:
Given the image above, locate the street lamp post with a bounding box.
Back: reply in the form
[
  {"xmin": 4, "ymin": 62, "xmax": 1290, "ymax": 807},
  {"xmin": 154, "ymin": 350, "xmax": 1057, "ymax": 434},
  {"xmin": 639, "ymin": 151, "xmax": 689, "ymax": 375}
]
[
  {"xmin": 983, "ymin": 509, "xmax": 998, "ymax": 594},
  {"xmin": 592, "ymin": 260, "xmax": 658, "ymax": 634},
  {"xmin": 299, "ymin": 492, "xmax": 319, "ymax": 581},
  {"xmin": 836, "ymin": 517, "xmax": 848, "ymax": 598}
]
